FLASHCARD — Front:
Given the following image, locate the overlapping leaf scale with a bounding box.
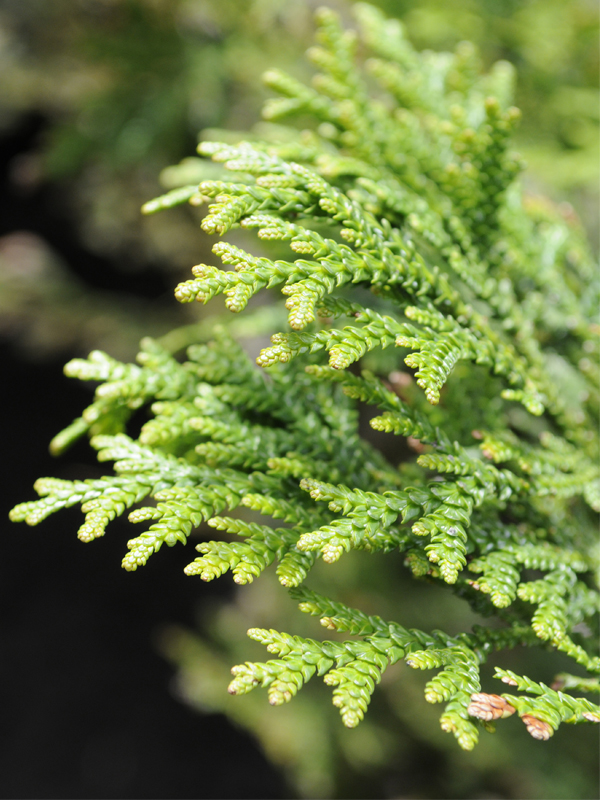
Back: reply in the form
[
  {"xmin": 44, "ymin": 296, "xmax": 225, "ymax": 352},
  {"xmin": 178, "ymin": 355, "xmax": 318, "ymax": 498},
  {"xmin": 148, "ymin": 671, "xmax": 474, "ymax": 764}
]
[
  {"xmin": 193, "ymin": 142, "xmax": 459, "ymax": 305},
  {"xmin": 50, "ymin": 338, "xmax": 198, "ymax": 454},
  {"xmin": 264, "ymin": 7, "xmax": 387, "ymax": 168},
  {"xmin": 124, "ymin": 479, "xmax": 250, "ymax": 571},
  {"xmin": 228, "ymin": 626, "xmax": 413, "ymax": 729},
  {"xmin": 296, "ymin": 477, "xmax": 479, "ymax": 583},
  {"xmin": 516, "ymin": 568, "xmax": 600, "ymax": 671},
  {"xmin": 241, "ymin": 493, "xmax": 326, "ymax": 529},
  {"xmin": 139, "ymin": 399, "xmax": 200, "ymax": 449},
  {"xmin": 257, "ymin": 299, "xmax": 537, "ymax": 412},
  {"xmin": 9, "ymin": 473, "xmax": 153, "ymax": 539},
  {"xmin": 253, "ymin": 17, "xmax": 552, "ymax": 412},
  {"xmin": 297, "ymin": 478, "xmax": 418, "ymax": 561},
  {"xmin": 467, "ymin": 551, "xmax": 521, "ymax": 608},
  {"xmin": 407, "ymin": 646, "xmax": 482, "ymax": 750},
  {"xmin": 185, "ymin": 328, "xmax": 261, "ymax": 385},
  {"xmin": 268, "ymin": 6, "xmax": 524, "ymax": 279},
  {"xmin": 290, "ymin": 588, "xmax": 530, "ymax": 747},
  {"xmin": 187, "ymin": 137, "xmax": 549, "ymax": 416},
  {"xmin": 192, "ymin": 414, "xmax": 297, "ymax": 470},
  {"xmin": 307, "ymin": 364, "xmax": 439, "ymax": 444},
  {"xmin": 468, "ymin": 541, "xmax": 590, "ymax": 609},
  {"xmin": 292, "ymin": 586, "xmax": 539, "ymax": 660},
  {"xmin": 184, "ymin": 516, "xmax": 313, "ymax": 586},
  {"xmin": 489, "ymin": 668, "xmax": 600, "ymax": 738},
  {"xmin": 11, "ymin": 434, "xmax": 207, "ymax": 544},
  {"xmin": 479, "ymin": 429, "xmax": 600, "ymax": 506},
  {"xmin": 258, "ymin": 309, "xmax": 401, "ymax": 369}
]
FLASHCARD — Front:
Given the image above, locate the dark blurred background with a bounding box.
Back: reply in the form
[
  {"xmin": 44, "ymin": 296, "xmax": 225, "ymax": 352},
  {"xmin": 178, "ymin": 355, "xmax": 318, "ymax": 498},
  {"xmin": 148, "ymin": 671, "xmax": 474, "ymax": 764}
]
[{"xmin": 1, "ymin": 1, "xmax": 598, "ymax": 798}]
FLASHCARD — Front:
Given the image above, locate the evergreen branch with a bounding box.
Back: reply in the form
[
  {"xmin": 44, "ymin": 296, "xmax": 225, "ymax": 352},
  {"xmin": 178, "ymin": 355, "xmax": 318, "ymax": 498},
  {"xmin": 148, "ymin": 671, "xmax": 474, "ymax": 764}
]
[{"xmin": 11, "ymin": 3, "xmax": 599, "ymax": 756}]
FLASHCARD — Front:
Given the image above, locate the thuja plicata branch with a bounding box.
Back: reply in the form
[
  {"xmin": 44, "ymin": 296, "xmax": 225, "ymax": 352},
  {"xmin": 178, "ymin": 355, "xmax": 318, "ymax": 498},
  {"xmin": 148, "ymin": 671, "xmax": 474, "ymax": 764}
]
[{"xmin": 11, "ymin": 4, "xmax": 599, "ymax": 750}]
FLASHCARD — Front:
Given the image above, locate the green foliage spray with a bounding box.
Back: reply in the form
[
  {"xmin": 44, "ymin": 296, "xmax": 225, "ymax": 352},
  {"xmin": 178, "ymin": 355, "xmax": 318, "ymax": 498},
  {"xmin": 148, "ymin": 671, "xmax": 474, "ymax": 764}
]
[{"xmin": 11, "ymin": 3, "xmax": 599, "ymax": 761}]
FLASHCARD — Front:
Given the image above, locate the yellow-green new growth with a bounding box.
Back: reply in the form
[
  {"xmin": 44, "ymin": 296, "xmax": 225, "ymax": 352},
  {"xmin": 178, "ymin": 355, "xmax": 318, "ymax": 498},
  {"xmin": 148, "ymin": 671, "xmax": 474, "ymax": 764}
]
[{"xmin": 10, "ymin": 3, "xmax": 599, "ymax": 751}]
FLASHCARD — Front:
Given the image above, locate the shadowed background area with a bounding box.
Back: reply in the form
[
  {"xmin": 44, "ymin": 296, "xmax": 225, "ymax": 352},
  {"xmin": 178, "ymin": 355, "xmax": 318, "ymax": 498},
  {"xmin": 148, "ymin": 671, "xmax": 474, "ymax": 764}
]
[{"xmin": 1, "ymin": 1, "xmax": 598, "ymax": 798}]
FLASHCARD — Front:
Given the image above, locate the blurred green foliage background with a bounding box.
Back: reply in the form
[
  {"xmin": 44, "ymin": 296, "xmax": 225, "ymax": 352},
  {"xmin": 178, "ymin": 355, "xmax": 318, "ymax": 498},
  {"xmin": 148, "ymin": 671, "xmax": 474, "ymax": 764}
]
[{"xmin": 1, "ymin": 1, "xmax": 597, "ymax": 797}]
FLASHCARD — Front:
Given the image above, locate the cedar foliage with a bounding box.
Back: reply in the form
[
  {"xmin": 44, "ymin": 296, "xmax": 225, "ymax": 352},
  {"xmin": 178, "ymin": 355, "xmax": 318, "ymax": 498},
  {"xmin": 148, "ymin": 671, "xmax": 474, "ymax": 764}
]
[{"xmin": 10, "ymin": 4, "xmax": 599, "ymax": 752}]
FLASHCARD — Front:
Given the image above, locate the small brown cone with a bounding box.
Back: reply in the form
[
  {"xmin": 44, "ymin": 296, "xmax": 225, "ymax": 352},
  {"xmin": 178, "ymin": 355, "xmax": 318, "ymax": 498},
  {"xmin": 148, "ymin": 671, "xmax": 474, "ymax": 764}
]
[
  {"xmin": 468, "ymin": 693, "xmax": 516, "ymax": 721},
  {"xmin": 521, "ymin": 714, "xmax": 553, "ymax": 740}
]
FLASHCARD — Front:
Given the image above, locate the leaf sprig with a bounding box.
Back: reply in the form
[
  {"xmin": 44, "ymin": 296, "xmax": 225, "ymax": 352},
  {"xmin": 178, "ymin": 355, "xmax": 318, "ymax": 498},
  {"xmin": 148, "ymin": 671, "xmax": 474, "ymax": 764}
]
[{"xmin": 11, "ymin": 3, "xmax": 599, "ymax": 749}]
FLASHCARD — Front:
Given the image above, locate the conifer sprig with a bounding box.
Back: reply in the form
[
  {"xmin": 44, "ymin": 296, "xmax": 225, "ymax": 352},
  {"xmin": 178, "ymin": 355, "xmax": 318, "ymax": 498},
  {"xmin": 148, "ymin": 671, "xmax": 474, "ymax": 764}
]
[{"xmin": 10, "ymin": 3, "xmax": 598, "ymax": 750}]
